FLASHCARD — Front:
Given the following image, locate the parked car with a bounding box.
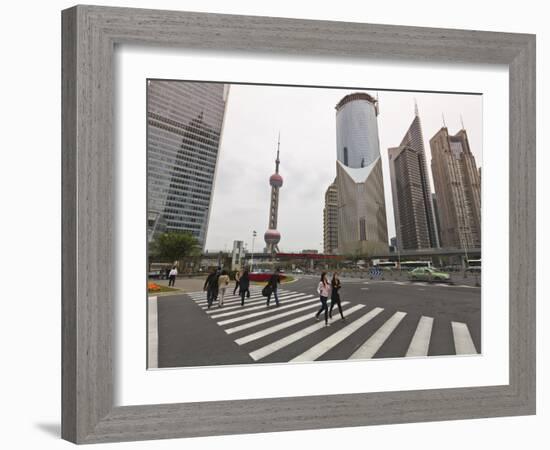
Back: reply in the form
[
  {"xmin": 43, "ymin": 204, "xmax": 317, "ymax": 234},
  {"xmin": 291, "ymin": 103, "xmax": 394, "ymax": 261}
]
[
  {"xmin": 408, "ymin": 267, "xmax": 451, "ymax": 282},
  {"xmin": 148, "ymin": 270, "xmax": 162, "ymax": 279}
]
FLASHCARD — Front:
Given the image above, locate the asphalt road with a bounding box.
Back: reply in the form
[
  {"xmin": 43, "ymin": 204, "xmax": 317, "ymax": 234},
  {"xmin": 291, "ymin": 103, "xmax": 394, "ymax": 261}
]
[{"xmin": 153, "ymin": 276, "xmax": 481, "ymax": 368}]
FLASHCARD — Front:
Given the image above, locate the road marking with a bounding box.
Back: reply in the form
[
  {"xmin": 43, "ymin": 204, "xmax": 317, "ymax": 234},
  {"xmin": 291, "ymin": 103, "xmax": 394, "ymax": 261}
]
[
  {"xmin": 226, "ymin": 301, "xmax": 336, "ymax": 335},
  {"xmin": 233, "ymin": 302, "xmax": 351, "ymax": 344},
  {"xmin": 249, "ymin": 304, "xmax": 366, "ymax": 361},
  {"xmin": 209, "ymin": 293, "xmax": 309, "ymax": 318},
  {"xmin": 147, "ymin": 296, "xmax": 158, "ymax": 369},
  {"xmin": 361, "ymin": 288, "xmax": 370, "ymax": 290},
  {"xmin": 405, "ymin": 316, "xmax": 434, "ymax": 357},
  {"xmin": 349, "ymin": 311, "xmax": 407, "ymax": 359},
  {"xmin": 194, "ymin": 291, "xmax": 266, "ymax": 306},
  {"xmin": 452, "ymin": 321, "xmax": 478, "ymax": 354},
  {"xmin": 196, "ymin": 294, "xmax": 265, "ymax": 308},
  {"xmin": 216, "ymin": 296, "xmax": 318, "ymax": 325},
  {"xmin": 197, "ymin": 293, "xmax": 269, "ymax": 310},
  {"xmin": 290, "ymin": 307, "xmax": 384, "ymax": 362},
  {"xmin": 199, "ymin": 290, "xmax": 296, "ymax": 309},
  {"xmin": 189, "ymin": 288, "xmax": 262, "ymax": 297}
]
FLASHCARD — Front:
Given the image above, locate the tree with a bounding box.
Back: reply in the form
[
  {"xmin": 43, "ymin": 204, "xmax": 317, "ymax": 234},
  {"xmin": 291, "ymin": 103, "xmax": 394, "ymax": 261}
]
[{"xmin": 151, "ymin": 231, "xmax": 200, "ymax": 263}]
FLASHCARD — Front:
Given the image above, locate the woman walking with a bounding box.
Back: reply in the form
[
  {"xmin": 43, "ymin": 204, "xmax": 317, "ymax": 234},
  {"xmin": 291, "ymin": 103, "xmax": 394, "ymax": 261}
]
[
  {"xmin": 217, "ymin": 270, "xmax": 230, "ymax": 307},
  {"xmin": 315, "ymin": 272, "xmax": 331, "ymax": 326},
  {"xmin": 329, "ymin": 272, "xmax": 346, "ymax": 321},
  {"xmin": 238, "ymin": 270, "xmax": 250, "ymax": 306}
]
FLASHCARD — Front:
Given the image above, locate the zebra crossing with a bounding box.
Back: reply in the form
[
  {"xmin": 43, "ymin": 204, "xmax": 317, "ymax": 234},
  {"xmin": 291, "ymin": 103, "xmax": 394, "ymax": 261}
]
[{"xmin": 185, "ymin": 287, "xmax": 480, "ymax": 363}]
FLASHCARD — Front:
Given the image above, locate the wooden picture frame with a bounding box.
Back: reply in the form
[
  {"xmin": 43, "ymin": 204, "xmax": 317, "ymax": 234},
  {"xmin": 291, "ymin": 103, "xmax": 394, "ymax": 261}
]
[{"xmin": 61, "ymin": 5, "xmax": 536, "ymax": 444}]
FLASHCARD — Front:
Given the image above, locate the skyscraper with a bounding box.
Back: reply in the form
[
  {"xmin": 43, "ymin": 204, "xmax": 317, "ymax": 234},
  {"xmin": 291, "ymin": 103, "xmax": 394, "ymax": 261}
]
[
  {"xmin": 264, "ymin": 136, "xmax": 283, "ymax": 254},
  {"xmin": 335, "ymin": 92, "xmax": 388, "ymax": 255},
  {"xmin": 147, "ymin": 81, "xmax": 228, "ymax": 249},
  {"xmin": 430, "ymin": 126, "xmax": 481, "ymax": 249},
  {"xmin": 323, "ymin": 179, "xmax": 338, "ymax": 254},
  {"xmin": 388, "ymin": 104, "xmax": 439, "ymax": 250}
]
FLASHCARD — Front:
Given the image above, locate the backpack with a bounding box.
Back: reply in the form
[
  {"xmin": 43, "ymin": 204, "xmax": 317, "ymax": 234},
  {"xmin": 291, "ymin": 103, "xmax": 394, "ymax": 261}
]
[{"xmin": 262, "ymin": 284, "xmax": 272, "ymax": 297}]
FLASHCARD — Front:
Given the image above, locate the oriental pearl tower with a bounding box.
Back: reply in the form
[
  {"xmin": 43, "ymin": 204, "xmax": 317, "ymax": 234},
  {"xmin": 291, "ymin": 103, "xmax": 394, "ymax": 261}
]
[{"xmin": 264, "ymin": 134, "xmax": 283, "ymax": 255}]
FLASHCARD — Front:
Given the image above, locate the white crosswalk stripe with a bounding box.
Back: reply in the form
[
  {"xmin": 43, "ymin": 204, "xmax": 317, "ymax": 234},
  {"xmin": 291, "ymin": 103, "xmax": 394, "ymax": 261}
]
[
  {"xmin": 193, "ymin": 292, "xmax": 264, "ymax": 306},
  {"xmin": 201, "ymin": 298, "xmax": 265, "ymax": 310},
  {"xmin": 233, "ymin": 302, "xmax": 351, "ymax": 344},
  {"xmin": 226, "ymin": 301, "xmax": 345, "ymax": 336},
  {"xmin": 249, "ymin": 304, "xmax": 367, "ymax": 361},
  {"xmin": 184, "ymin": 290, "xmax": 479, "ymax": 362},
  {"xmin": 199, "ymin": 297, "xmax": 266, "ymax": 312},
  {"xmin": 209, "ymin": 293, "xmax": 310, "ymax": 318},
  {"xmin": 217, "ymin": 296, "xmax": 318, "ymax": 325},
  {"xmin": 193, "ymin": 291, "xmax": 264, "ymax": 302},
  {"xmin": 451, "ymin": 321, "xmax": 477, "ymax": 354},
  {"xmin": 405, "ymin": 316, "xmax": 434, "ymax": 357},
  {"xmin": 349, "ymin": 311, "xmax": 407, "ymax": 359},
  {"xmin": 290, "ymin": 307, "xmax": 384, "ymax": 362},
  {"xmin": 194, "ymin": 290, "xmax": 295, "ymax": 308},
  {"xmin": 197, "ymin": 297, "xmax": 265, "ymax": 310},
  {"xmin": 192, "ymin": 289, "xmax": 289, "ymax": 304}
]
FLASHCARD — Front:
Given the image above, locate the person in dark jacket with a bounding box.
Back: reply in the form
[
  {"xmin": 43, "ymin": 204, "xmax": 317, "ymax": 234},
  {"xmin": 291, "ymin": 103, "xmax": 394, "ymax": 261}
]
[
  {"xmin": 266, "ymin": 269, "xmax": 281, "ymax": 307},
  {"xmin": 238, "ymin": 270, "xmax": 250, "ymax": 306},
  {"xmin": 203, "ymin": 268, "xmax": 220, "ymax": 309},
  {"xmin": 329, "ymin": 272, "xmax": 346, "ymax": 321}
]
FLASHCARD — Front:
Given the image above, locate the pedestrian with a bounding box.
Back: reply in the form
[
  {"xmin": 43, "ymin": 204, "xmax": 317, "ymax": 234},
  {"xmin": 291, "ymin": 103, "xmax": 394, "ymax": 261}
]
[
  {"xmin": 315, "ymin": 272, "xmax": 331, "ymax": 326},
  {"xmin": 239, "ymin": 269, "xmax": 250, "ymax": 306},
  {"xmin": 203, "ymin": 268, "xmax": 219, "ymax": 309},
  {"xmin": 266, "ymin": 269, "xmax": 281, "ymax": 307},
  {"xmin": 233, "ymin": 269, "xmax": 242, "ymax": 295},
  {"xmin": 329, "ymin": 272, "xmax": 346, "ymax": 321},
  {"xmin": 164, "ymin": 267, "xmax": 170, "ymax": 280},
  {"xmin": 217, "ymin": 270, "xmax": 230, "ymax": 307},
  {"xmin": 168, "ymin": 266, "xmax": 178, "ymax": 287}
]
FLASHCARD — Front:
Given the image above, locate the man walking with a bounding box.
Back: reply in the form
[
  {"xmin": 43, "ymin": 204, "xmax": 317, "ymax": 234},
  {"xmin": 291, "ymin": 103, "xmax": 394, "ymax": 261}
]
[
  {"xmin": 266, "ymin": 269, "xmax": 281, "ymax": 307},
  {"xmin": 168, "ymin": 266, "xmax": 178, "ymax": 287},
  {"xmin": 203, "ymin": 268, "xmax": 220, "ymax": 309}
]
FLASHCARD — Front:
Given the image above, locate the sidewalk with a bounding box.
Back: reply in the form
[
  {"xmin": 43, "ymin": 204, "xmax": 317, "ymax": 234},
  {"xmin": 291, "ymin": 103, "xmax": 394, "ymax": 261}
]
[{"xmin": 151, "ymin": 276, "xmax": 208, "ymax": 293}]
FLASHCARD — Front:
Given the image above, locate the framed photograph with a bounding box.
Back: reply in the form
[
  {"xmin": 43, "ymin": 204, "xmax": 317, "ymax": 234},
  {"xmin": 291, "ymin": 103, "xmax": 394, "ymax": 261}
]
[{"xmin": 62, "ymin": 5, "xmax": 536, "ymax": 444}]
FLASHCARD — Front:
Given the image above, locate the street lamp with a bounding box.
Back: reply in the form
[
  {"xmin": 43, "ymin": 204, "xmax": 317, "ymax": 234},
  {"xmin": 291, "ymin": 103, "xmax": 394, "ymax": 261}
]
[{"xmin": 251, "ymin": 230, "xmax": 257, "ymax": 272}]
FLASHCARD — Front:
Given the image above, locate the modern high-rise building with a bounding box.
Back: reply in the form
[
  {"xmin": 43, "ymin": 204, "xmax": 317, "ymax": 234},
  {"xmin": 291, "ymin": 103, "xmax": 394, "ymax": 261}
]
[
  {"xmin": 147, "ymin": 80, "xmax": 229, "ymax": 249},
  {"xmin": 323, "ymin": 179, "xmax": 339, "ymax": 254},
  {"xmin": 430, "ymin": 126, "xmax": 481, "ymax": 249},
  {"xmin": 431, "ymin": 193, "xmax": 443, "ymax": 247},
  {"xmin": 335, "ymin": 92, "xmax": 388, "ymax": 255},
  {"xmin": 388, "ymin": 105, "xmax": 439, "ymax": 250}
]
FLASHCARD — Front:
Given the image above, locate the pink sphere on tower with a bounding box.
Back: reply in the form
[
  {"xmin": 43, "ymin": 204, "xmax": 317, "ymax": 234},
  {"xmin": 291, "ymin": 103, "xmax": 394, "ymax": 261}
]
[
  {"xmin": 269, "ymin": 173, "xmax": 283, "ymax": 188},
  {"xmin": 264, "ymin": 229, "xmax": 281, "ymax": 245}
]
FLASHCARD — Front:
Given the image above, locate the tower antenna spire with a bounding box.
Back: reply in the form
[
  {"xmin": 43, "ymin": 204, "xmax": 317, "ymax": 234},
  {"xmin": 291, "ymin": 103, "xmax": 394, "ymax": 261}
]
[
  {"xmin": 442, "ymin": 113, "xmax": 447, "ymax": 128},
  {"xmin": 275, "ymin": 131, "xmax": 281, "ymax": 173},
  {"xmin": 460, "ymin": 114, "xmax": 465, "ymax": 130},
  {"xmin": 414, "ymin": 98, "xmax": 419, "ymax": 117}
]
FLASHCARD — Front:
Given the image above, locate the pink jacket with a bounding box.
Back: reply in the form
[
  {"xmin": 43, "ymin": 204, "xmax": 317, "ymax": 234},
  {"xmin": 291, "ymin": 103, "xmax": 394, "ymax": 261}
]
[{"xmin": 317, "ymin": 281, "xmax": 331, "ymax": 298}]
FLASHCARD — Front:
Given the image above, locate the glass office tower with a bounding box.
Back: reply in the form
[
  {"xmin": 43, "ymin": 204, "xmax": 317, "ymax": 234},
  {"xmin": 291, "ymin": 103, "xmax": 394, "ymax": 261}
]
[
  {"xmin": 335, "ymin": 92, "xmax": 388, "ymax": 255},
  {"xmin": 147, "ymin": 80, "xmax": 228, "ymax": 249},
  {"xmin": 388, "ymin": 106, "xmax": 440, "ymax": 250}
]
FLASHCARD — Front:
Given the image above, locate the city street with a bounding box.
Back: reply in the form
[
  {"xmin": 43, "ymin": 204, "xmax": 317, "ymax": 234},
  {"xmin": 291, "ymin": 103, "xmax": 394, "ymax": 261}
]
[{"xmin": 151, "ymin": 275, "xmax": 481, "ymax": 368}]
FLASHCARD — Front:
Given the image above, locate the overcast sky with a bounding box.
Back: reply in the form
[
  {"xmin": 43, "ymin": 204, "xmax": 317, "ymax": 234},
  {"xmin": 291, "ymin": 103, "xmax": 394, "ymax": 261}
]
[{"xmin": 205, "ymin": 83, "xmax": 482, "ymax": 253}]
